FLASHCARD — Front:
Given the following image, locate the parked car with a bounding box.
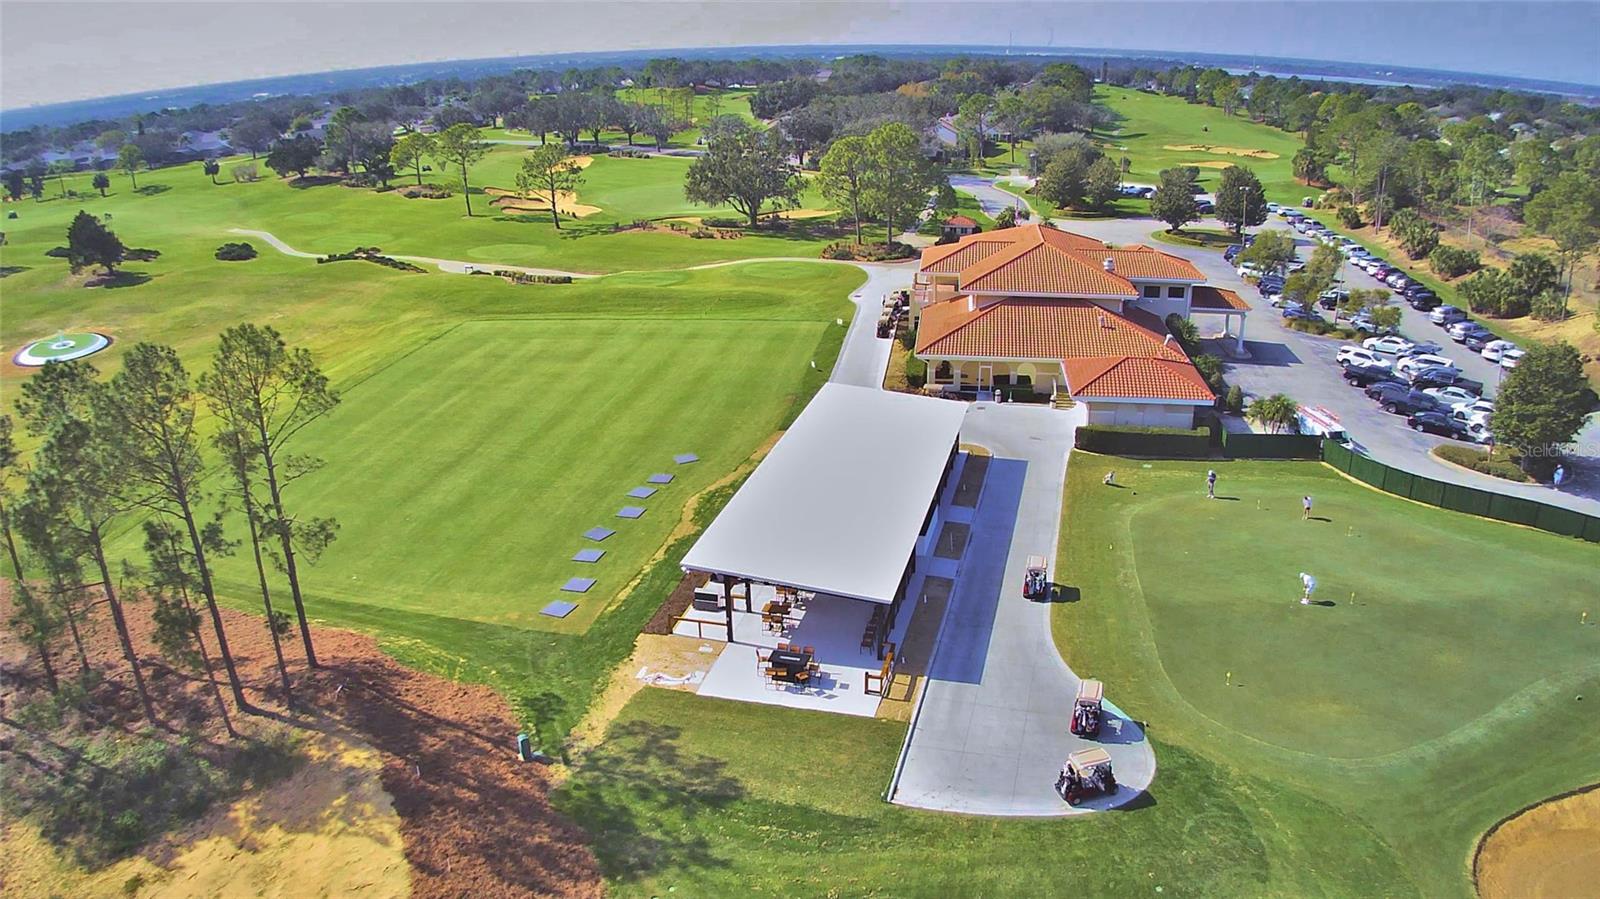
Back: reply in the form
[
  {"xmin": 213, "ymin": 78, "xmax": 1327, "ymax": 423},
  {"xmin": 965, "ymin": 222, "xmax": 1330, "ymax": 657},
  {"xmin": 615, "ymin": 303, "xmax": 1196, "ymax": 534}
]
[
  {"xmin": 1396, "ymin": 353, "xmax": 1458, "ymax": 377},
  {"xmin": 1385, "ymin": 271, "xmax": 1414, "ymax": 289},
  {"xmin": 1409, "ymin": 367, "xmax": 1469, "ymax": 391},
  {"xmin": 1318, "ymin": 288, "xmax": 1347, "ymax": 310},
  {"xmin": 1351, "ymin": 314, "xmax": 1396, "ymax": 336},
  {"xmin": 1405, "ymin": 290, "xmax": 1440, "ymax": 311},
  {"xmin": 1224, "ymin": 244, "xmax": 1244, "ymax": 262},
  {"xmin": 1195, "ymin": 200, "xmax": 1215, "ymax": 214},
  {"xmin": 1497, "ymin": 347, "xmax": 1526, "ymax": 368},
  {"xmin": 1429, "ymin": 305, "xmax": 1468, "ymax": 325},
  {"xmin": 1462, "ymin": 333, "xmax": 1493, "ymax": 353},
  {"xmin": 1464, "ymin": 421, "xmax": 1494, "ymax": 444},
  {"xmin": 1363, "ymin": 335, "xmax": 1415, "ymax": 355},
  {"xmin": 1237, "ymin": 262, "xmax": 1264, "ymax": 279},
  {"xmin": 1448, "ymin": 321, "xmax": 1494, "ymax": 342},
  {"xmin": 1424, "ymin": 385, "xmax": 1480, "ymax": 407},
  {"xmin": 1453, "ymin": 397, "xmax": 1495, "ymax": 417},
  {"xmin": 1266, "ymin": 202, "xmax": 1281, "ymax": 213},
  {"xmin": 1397, "ymin": 341, "xmax": 1444, "ymax": 358},
  {"xmin": 1337, "ymin": 346, "xmax": 1391, "ymax": 369},
  {"xmin": 1343, "ymin": 361, "xmax": 1402, "ymax": 387},
  {"xmin": 1283, "ymin": 305, "xmax": 1321, "ymax": 322},
  {"xmin": 1367, "ymin": 383, "xmax": 1438, "ymax": 415},
  {"xmin": 1481, "ymin": 340, "xmax": 1519, "ymax": 362},
  {"xmin": 1407, "ymin": 410, "xmax": 1469, "ymax": 438}
]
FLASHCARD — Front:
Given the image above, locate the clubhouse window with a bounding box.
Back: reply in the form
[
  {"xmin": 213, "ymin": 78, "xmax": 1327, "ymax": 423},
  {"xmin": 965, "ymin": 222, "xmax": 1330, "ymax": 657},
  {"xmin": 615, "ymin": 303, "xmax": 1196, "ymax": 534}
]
[
  {"xmin": 1143, "ymin": 285, "xmax": 1161, "ymax": 298},
  {"xmin": 1168, "ymin": 286, "xmax": 1186, "ymax": 298}
]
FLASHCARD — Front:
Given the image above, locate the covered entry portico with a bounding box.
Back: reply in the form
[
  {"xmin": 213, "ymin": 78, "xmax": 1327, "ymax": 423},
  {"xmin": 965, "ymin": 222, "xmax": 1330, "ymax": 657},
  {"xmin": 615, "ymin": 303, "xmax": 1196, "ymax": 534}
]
[{"xmin": 678, "ymin": 383, "xmax": 968, "ymax": 716}]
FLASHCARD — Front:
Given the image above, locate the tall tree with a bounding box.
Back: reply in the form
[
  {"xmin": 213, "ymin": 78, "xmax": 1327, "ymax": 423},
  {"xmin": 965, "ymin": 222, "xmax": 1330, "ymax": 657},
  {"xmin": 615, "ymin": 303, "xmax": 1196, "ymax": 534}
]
[
  {"xmin": 1491, "ymin": 341, "xmax": 1590, "ymax": 477},
  {"xmin": 91, "ymin": 172, "xmax": 110, "ymax": 197},
  {"xmin": 817, "ymin": 135, "xmax": 871, "ymax": 244},
  {"xmin": 515, "ymin": 144, "xmax": 585, "ymax": 230},
  {"xmin": 199, "ymin": 324, "xmax": 339, "ymax": 670},
  {"xmin": 1215, "ymin": 165, "xmax": 1268, "ymax": 237},
  {"xmin": 48, "ymin": 160, "xmax": 74, "ymax": 197},
  {"xmin": 214, "ymin": 429, "xmax": 293, "ymax": 704},
  {"xmin": 862, "ymin": 122, "xmax": 940, "ymax": 246},
  {"xmin": 265, "ymin": 135, "xmax": 321, "ymax": 180},
  {"xmin": 116, "ymin": 143, "xmax": 144, "ymax": 190},
  {"xmin": 140, "ymin": 520, "xmax": 236, "ymax": 737},
  {"xmin": 0, "ymin": 416, "xmax": 62, "ymax": 693},
  {"xmin": 954, "ymin": 93, "xmax": 994, "ymax": 166},
  {"xmin": 684, "ymin": 119, "xmax": 800, "ymax": 227},
  {"xmin": 1292, "ymin": 147, "xmax": 1328, "ymax": 186},
  {"xmin": 95, "ymin": 344, "xmax": 250, "ymax": 711},
  {"xmin": 65, "ymin": 210, "xmax": 126, "ymax": 275},
  {"xmin": 1524, "ymin": 171, "xmax": 1600, "ymax": 302},
  {"xmin": 389, "ymin": 132, "xmax": 436, "ymax": 186},
  {"xmin": 432, "ymin": 123, "xmax": 488, "ymax": 216},
  {"xmin": 1150, "ymin": 167, "xmax": 1200, "ymax": 233},
  {"xmin": 15, "ymin": 363, "xmax": 156, "ymax": 721}
]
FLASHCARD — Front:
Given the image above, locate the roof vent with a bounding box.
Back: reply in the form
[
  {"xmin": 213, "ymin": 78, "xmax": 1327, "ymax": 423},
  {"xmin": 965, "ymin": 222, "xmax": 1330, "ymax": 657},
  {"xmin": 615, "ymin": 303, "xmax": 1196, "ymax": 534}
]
[
  {"xmin": 1098, "ymin": 313, "xmax": 1113, "ymax": 329},
  {"xmin": 1102, "ymin": 257, "xmax": 1115, "ymax": 272},
  {"xmin": 1163, "ymin": 334, "xmax": 1176, "ymax": 348}
]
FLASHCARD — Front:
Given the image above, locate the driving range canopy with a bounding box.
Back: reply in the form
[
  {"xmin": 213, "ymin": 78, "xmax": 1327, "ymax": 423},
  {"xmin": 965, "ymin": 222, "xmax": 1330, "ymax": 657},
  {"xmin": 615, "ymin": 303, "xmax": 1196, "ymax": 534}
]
[{"xmin": 680, "ymin": 383, "xmax": 965, "ymax": 605}]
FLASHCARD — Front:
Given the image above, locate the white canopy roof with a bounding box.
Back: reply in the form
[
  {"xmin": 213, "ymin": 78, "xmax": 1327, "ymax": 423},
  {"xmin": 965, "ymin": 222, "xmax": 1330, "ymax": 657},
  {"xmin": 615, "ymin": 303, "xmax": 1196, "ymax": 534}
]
[{"xmin": 681, "ymin": 384, "xmax": 967, "ymax": 605}]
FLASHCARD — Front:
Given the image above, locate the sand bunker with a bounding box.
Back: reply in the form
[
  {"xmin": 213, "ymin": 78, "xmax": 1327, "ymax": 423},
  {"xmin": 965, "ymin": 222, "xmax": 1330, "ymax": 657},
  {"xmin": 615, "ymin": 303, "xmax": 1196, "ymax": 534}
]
[
  {"xmin": 1164, "ymin": 144, "xmax": 1281, "ymax": 159},
  {"xmin": 485, "ymin": 186, "xmax": 601, "ymax": 218},
  {"xmin": 1187, "ymin": 161, "xmax": 1234, "ymax": 169},
  {"xmin": 1476, "ymin": 786, "xmax": 1600, "ymax": 899},
  {"xmin": 0, "ymin": 731, "xmax": 409, "ymax": 899}
]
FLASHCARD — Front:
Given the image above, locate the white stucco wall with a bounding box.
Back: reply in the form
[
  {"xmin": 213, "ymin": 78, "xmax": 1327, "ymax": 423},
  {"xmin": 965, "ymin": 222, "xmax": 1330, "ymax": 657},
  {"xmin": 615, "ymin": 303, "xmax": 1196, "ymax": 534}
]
[{"xmin": 1085, "ymin": 401, "xmax": 1198, "ymax": 428}]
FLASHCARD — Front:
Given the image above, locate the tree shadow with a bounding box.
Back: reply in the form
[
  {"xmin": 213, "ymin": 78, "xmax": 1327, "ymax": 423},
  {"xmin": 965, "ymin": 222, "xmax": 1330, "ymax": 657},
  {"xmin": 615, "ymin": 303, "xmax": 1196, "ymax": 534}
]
[
  {"xmin": 288, "ymin": 175, "xmax": 341, "ymax": 189},
  {"xmin": 0, "ymin": 265, "xmax": 31, "ymax": 278},
  {"xmin": 133, "ymin": 184, "xmax": 170, "ymax": 196},
  {"xmin": 86, "ymin": 270, "xmax": 153, "ymax": 289}
]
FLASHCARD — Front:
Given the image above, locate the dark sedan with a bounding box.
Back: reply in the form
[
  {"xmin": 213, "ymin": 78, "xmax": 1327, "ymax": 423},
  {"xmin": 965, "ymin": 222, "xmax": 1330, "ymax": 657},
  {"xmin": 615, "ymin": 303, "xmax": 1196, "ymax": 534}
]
[
  {"xmin": 1407, "ymin": 410, "xmax": 1469, "ymax": 438},
  {"xmin": 1366, "ymin": 383, "xmax": 1438, "ymax": 415},
  {"xmin": 1343, "ymin": 363, "xmax": 1402, "ymax": 387}
]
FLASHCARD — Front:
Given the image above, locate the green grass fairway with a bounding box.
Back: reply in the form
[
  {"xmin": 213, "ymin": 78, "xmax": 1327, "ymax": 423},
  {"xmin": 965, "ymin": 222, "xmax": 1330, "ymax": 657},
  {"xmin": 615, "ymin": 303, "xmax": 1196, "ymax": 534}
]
[
  {"xmin": 209, "ymin": 317, "xmax": 829, "ymax": 634},
  {"xmin": 1055, "ymin": 456, "xmax": 1600, "ymax": 894},
  {"xmin": 1096, "ymin": 86, "xmax": 1310, "ymax": 204}
]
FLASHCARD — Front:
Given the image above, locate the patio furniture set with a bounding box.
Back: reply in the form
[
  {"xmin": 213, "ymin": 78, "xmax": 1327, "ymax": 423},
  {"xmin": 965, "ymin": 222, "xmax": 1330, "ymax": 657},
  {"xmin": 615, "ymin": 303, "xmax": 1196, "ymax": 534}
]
[{"xmin": 761, "ymin": 642, "xmax": 822, "ymax": 688}]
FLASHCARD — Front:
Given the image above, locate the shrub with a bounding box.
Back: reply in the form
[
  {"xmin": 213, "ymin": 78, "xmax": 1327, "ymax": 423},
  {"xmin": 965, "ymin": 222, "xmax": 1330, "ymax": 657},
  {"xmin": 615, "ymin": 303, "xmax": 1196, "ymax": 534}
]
[
  {"xmin": 214, "ymin": 242, "xmax": 257, "ymax": 261},
  {"xmin": 1530, "ymin": 289, "xmax": 1570, "ymax": 322},
  {"xmin": 1074, "ymin": 424, "xmax": 1212, "ymax": 457},
  {"xmin": 124, "ymin": 247, "xmax": 161, "ymax": 262},
  {"xmin": 231, "ymin": 163, "xmax": 259, "ymax": 183},
  {"xmin": 820, "ymin": 240, "xmax": 914, "ymax": 262},
  {"xmin": 1225, "ymin": 384, "xmax": 1244, "ymax": 412},
  {"xmin": 1431, "ymin": 445, "xmax": 1533, "ymax": 482},
  {"xmin": 316, "ymin": 247, "xmax": 426, "ymax": 272},
  {"xmin": 904, "ymin": 353, "xmax": 926, "ymax": 388},
  {"xmin": 1337, "ymin": 205, "xmax": 1362, "ymax": 229},
  {"xmin": 399, "ymin": 183, "xmax": 452, "ymax": 199},
  {"xmin": 1428, "ymin": 245, "xmax": 1480, "ymax": 279}
]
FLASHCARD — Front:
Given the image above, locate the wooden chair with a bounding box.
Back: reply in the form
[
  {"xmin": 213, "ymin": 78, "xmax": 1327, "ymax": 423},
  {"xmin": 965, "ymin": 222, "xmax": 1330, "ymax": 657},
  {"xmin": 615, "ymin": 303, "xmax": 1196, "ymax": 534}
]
[
  {"xmin": 802, "ymin": 645, "xmax": 815, "ymax": 657},
  {"xmin": 794, "ymin": 669, "xmax": 811, "ymax": 686}
]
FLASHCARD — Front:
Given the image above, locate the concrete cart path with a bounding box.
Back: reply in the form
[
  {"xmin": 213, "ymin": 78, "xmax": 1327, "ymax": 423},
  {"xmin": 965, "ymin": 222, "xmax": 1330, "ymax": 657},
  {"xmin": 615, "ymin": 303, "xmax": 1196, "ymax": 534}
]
[{"xmin": 889, "ymin": 402, "xmax": 1158, "ymax": 816}]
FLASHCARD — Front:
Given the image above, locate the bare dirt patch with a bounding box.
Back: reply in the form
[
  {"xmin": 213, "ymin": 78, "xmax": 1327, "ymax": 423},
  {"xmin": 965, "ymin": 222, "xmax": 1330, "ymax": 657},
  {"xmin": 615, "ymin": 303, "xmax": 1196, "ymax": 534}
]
[
  {"xmin": 1163, "ymin": 144, "xmax": 1280, "ymax": 159},
  {"xmin": 1475, "ymin": 785, "xmax": 1600, "ymax": 899},
  {"xmin": 0, "ymin": 584, "xmax": 602, "ymax": 898}
]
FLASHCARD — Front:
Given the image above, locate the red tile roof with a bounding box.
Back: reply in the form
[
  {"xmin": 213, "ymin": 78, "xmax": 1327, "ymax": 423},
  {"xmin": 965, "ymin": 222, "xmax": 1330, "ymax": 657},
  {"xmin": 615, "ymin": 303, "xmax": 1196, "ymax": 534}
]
[
  {"xmin": 1190, "ymin": 285, "xmax": 1252, "ymax": 311},
  {"xmin": 944, "ymin": 214, "xmax": 978, "ymax": 227},
  {"xmin": 917, "ymin": 223, "xmax": 1203, "ymax": 296},
  {"xmin": 914, "ymin": 297, "xmax": 1213, "ymax": 402}
]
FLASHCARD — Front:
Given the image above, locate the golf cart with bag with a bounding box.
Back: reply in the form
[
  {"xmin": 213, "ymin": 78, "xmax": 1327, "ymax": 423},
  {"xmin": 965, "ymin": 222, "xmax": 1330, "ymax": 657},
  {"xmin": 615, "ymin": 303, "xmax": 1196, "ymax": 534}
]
[
  {"xmin": 1070, "ymin": 679, "xmax": 1104, "ymax": 737},
  {"xmin": 1055, "ymin": 747, "xmax": 1116, "ymax": 806},
  {"xmin": 1022, "ymin": 554, "xmax": 1049, "ymax": 600}
]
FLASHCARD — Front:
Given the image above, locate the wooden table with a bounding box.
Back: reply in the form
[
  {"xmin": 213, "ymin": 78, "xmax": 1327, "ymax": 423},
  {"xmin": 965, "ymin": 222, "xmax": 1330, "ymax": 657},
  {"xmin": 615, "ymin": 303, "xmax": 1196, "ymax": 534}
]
[{"xmin": 767, "ymin": 648, "xmax": 814, "ymax": 682}]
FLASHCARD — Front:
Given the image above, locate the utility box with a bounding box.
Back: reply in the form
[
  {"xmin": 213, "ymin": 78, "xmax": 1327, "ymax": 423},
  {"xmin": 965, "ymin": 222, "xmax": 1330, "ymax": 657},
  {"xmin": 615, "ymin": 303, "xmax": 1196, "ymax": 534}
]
[{"xmin": 516, "ymin": 733, "xmax": 532, "ymax": 762}]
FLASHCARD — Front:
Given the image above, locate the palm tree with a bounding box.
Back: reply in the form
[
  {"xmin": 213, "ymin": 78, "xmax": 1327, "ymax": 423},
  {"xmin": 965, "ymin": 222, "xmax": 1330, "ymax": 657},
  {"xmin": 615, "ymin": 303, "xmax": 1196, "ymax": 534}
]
[{"xmin": 1246, "ymin": 393, "xmax": 1300, "ymax": 434}]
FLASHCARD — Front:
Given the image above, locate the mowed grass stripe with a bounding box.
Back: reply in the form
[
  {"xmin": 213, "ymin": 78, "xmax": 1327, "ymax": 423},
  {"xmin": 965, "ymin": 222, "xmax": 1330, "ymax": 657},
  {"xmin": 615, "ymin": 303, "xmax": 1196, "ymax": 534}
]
[{"xmin": 208, "ymin": 318, "xmax": 825, "ymax": 632}]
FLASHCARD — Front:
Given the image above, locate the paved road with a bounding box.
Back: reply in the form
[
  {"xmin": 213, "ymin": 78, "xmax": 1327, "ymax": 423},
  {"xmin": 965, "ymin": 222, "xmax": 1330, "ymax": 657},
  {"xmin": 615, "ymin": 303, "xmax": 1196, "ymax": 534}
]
[
  {"xmin": 890, "ymin": 402, "xmax": 1158, "ymax": 816},
  {"xmin": 949, "ymin": 174, "xmax": 1035, "ymax": 220},
  {"xmin": 1044, "ymin": 213, "xmax": 1600, "ymax": 515},
  {"xmin": 831, "ymin": 264, "xmax": 915, "ymax": 389}
]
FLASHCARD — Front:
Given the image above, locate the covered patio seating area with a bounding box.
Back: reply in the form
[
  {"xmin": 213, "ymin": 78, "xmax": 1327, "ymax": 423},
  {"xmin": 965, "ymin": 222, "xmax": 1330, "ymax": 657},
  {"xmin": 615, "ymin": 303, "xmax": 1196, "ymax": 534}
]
[{"xmin": 676, "ymin": 383, "xmax": 968, "ymax": 717}]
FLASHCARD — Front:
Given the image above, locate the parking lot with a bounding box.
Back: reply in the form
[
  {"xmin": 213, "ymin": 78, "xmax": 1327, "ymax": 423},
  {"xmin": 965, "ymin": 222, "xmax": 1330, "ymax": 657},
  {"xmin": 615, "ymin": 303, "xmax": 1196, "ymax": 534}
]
[{"xmin": 1047, "ymin": 212, "xmax": 1600, "ymax": 516}]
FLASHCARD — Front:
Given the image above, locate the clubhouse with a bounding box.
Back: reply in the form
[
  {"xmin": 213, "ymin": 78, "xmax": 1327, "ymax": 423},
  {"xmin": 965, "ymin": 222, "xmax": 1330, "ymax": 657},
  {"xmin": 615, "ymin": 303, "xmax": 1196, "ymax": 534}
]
[{"xmin": 912, "ymin": 223, "xmax": 1250, "ymax": 428}]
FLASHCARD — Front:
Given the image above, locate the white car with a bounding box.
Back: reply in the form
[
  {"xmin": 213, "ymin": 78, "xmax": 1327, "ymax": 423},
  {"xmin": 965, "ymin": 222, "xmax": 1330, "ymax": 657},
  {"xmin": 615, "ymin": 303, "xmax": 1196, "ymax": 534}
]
[
  {"xmin": 1347, "ymin": 247, "xmax": 1372, "ymax": 260},
  {"xmin": 1337, "ymin": 346, "xmax": 1391, "ymax": 369},
  {"xmin": 1453, "ymin": 398, "xmax": 1495, "ymax": 421},
  {"xmin": 1237, "ymin": 262, "xmax": 1264, "ymax": 279},
  {"xmin": 1498, "ymin": 347, "xmax": 1526, "ymax": 368},
  {"xmin": 1464, "ymin": 421, "xmax": 1494, "ymax": 444},
  {"xmin": 1363, "ymin": 335, "xmax": 1415, "ymax": 355},
  {"xmin": 1481, "ymin": 340, "xmax": 1519, "ymax": 362},
  {"xmin": 1425, "ymin": 386, "xmax": 1479, "ymax": 407},
  {"xmin": 1396, "ymin": 353, "xmax": 1457, "ymax": 376}
]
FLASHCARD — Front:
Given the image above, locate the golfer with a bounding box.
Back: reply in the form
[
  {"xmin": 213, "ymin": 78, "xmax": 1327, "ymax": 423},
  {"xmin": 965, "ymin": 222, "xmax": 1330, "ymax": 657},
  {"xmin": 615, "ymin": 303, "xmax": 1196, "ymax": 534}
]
[
  {"xmin": 1302, "ymin": 495, "xmax": 1313, "ymax": 519},
  {"xmin": 1299, "ymin": 572, "xmax": 1317, "ymax": 606},
  {"xmin": 1104, "ymin": 470, "xmax": 1116, "ymax": 486},
  {"xmin": 1206, "ymin": 469, "xmax": 1217, "ymax": 499}
]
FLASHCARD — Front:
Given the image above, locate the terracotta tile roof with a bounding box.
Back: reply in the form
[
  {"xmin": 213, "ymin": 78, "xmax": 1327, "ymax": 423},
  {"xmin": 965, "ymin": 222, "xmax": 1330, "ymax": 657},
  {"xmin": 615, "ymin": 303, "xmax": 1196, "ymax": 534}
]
[
  {"xmin": 1065, "ymin": 357, "xmax": 1215, "ymax": 401},
  {"xmin": 944, "ymin": 214, "xmax": 978, "ymax": 227},
  {"xmin": 1190, "ymin": 285, "xmax": 1251, "ymax": 311},
  {"xmin": 918, "ymin": 223, "xmax": 1201, "ymax": 296},
  {"xmin": 915, "ymin": 297, "xmax": 1212, "ymax": 402}
]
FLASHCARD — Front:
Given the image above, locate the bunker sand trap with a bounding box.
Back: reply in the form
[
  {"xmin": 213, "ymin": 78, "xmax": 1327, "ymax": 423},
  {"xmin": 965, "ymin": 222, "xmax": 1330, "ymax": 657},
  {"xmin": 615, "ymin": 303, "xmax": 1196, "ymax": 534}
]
[
  {"xmin": 1476, "ymin": 786, "xmax": 1600, "ymax": 899},
  {"xmin": 0, "ymin": 731, "xmax": 411, "ymax": 899},
  {"xmin": 1186, "ymin": 160, "xmax": 1235, "ymax": 169},
  {"xmin": 1163, "ymin": 144, "xmax": 1281, "ymax": 159},
  {"xmin": 485, "ymin": 187, "xmax": 602, "ymax": 218}
]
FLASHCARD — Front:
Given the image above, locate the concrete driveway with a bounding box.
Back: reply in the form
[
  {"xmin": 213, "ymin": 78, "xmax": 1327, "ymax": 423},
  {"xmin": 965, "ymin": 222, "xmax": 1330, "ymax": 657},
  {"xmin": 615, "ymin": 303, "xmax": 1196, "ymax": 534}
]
[
  {"xmin": 889, "ymin": 403, "xmax": 1158, "ymax": 816},
  {"xmin": 831, "ymin": 263, "xmax": 917, "ymax": 389},
  {"xmin": 1046, "ymin": 212, "xmax": 1600, "ymax": 515}
]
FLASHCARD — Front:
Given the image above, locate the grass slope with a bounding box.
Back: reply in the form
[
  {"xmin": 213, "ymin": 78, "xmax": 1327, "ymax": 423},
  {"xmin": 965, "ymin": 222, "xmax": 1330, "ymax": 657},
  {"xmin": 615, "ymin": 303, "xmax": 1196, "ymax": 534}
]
[{"xmin": 1053, "ymin": 456, "xmax": 1600, "ymax": 895}]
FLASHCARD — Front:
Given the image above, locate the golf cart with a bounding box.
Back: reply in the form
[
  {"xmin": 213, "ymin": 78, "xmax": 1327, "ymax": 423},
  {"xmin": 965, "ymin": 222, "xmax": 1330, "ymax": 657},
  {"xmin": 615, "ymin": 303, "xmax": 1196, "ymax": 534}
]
[
  {"xmin": 1055, "ymin": 747, "xmax": 1116, "ymax": 806},
  {"xmin": 1070, "ymin": 679, "xmax": 1104, "ymax": 737},
  {"xmin": 1022, "ymin": 554, "xmax": 1049, "ymax": 600}
]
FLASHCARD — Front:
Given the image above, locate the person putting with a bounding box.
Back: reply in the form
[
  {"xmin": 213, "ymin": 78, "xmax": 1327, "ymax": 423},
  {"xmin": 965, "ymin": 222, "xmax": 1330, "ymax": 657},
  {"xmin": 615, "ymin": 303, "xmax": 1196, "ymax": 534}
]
[
  {"xmin": 1302, "ymin": 495, "xmax": 1313, "ymax": 520},
  {"xmin": 1206, "ymin": 469, "xmax": 1217, "ymax": 499},
  {"xmin": 1299, "ymin": 572, "xmax": 1317, "ymax": 606}
]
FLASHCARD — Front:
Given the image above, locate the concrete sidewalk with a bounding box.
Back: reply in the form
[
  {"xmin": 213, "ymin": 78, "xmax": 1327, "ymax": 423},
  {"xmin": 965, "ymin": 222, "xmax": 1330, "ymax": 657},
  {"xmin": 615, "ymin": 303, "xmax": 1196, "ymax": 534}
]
[{"xmin": 889, "ymin": 403, "xmax": 1157, "ymax": 816}]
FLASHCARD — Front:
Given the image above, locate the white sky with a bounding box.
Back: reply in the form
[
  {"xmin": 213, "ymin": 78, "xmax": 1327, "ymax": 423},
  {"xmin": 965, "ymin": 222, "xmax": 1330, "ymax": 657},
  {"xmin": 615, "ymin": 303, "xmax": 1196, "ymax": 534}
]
[{"xmin": 2, "ymin": 1, "xmax": 1597, "ymax": 109}]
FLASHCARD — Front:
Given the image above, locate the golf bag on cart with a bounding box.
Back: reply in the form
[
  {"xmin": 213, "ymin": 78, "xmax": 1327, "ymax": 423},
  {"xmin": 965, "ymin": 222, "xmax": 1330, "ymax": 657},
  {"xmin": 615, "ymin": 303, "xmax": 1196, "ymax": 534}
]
[{"xmin": 1071, "ymin": 701, "xmax": 1102, "ymax": 737}]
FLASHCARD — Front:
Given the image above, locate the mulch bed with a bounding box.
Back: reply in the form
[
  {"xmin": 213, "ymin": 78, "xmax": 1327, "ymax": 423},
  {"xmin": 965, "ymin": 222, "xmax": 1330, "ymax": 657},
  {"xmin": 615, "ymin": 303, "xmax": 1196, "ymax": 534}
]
[
  {"xmin": 0, "ymin": 584, "xmax": 603, "ymax": 898},
  {"xmin": 642, "ymin": 569, "xmax": 708, "ymax": 636}
]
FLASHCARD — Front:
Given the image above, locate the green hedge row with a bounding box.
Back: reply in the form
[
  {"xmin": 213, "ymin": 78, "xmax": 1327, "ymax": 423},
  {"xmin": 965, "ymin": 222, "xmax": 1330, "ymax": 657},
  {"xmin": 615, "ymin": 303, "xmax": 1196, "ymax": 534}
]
[{"xmin": 1074, "ymin": 424, "xmax": 1212, "ymax": 457}]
